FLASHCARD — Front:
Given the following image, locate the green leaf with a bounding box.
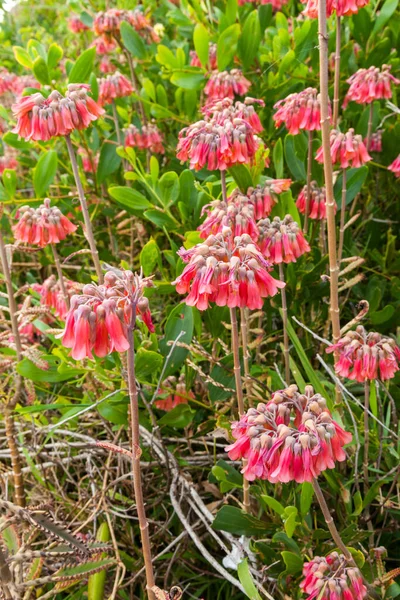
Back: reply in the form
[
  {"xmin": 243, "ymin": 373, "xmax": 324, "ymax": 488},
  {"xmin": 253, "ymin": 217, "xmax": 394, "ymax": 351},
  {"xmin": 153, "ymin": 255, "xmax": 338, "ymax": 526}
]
[
  {"xmin": 108, "ymin": 186, "xmax": 151, "ymax": 211},
  {"xmin": 2, "ymin": 169, "xmax": 17, "ymax": 200},
  {"xmin": 237, "ymin": 560, "xmax": 262, "ymax": 600},
  {"xmin": 140, "ymin": 239, "xmax": 161, "ymax": 277},
  {"xmin": 2, "ymin": 132, "xmax": 32, "ymax": 150},
  {"xmin": 159, "ymin": 171, "xmax": 180, "ymax": 206},
  {"xmin": 17, "ymin": 356, "xmax": 84, "ymax": 382},
  {"xmin": 135, "ymin": 348, "xmax": 163, "ymax": 382},
  {"xmin": 120, "ymin": 21, "xmax": 147, "ymax": 60},
  {"xmin": 68, "ymin": 47, "xmax": 96, "ymax": 84},
  {"xmin": 33, "ymin": 150, "xmax": 58, "ymax": 198},
  {"xmin": 156, "ymin": 45, "xmax": 179, "ymax": 69},
  {"xmin": 258, "ymin": 4, "xmax": 273, "ymax": 30},
  {"xmin": 273, "ymin": 139, "xmax": 283, "ymax": 179},
  {"xmin": 32, "ymin": 56, "xmax": 50, "ymax": 86},
  {"xmin": 300, "ymin": 482, "xmax": 314, "ymax": 516},
  {"xmin": 370, "ymin": 305, "xmax": 395, "ymax": 324},
  {"xmin": 283, "ymin": 507, "xmax": 298, "ymax": 538},
  {"xmin": 213, "ymin": 506, "xmax": 267, "ymax": 536},
  {"xmin": 97, "ymin": 138, "xmax": 122, "ymax": 184},
  {"xmin": 229, "ymin": 164, "xmax": 253, "ymax": 192},
  {"xmin": 89, "ymin": 72, "xmax": 99, "ymax": 102},
  {"xmin": 170, "ymin": 68, "xmax": 205, "ymax": 90},
  {"xmin": 210, "ymin": 459, "xmax": 243, "ymax": 493},
  {"xmin": 238, "ymin": 11, "xmax": 261, "ymax": 69},
  {"xmin": 97, "ymin": 395, "xmax": 128, "ymax": 426},
  {"xmin": 334, "ymin": 167, "xmax": 368, "ymax": 207},
  {"xmin": 261, "ymin": 494, "xmax": 285, "ymax": 516},
  {"xmin": 13, "ymin": 46, "xmax": 33, "ymax": 69},
  {"xmin": 193, "ymin": 23, "xmax": 210, "ymax": 67},
  {"xmin": 47, "ymin": 43, "xmax": 63, "ymax": 69},
  {"xmin": 372, "ymin": 0, "xmax": 399, "ymax": 34},
  {"xmin": 143, "ymin": 209, "xmax": 178, "ymax": 230},
  {"xmin": 57, "ymin": 559, "xmax": 116, "ymax": 579},
  {"xmin": 284, "ymin": 134, "xmax": 306, "ymax": 180},
  {"xmin": 158, "ymin": 403, "xmax": 196, "ymax": 428},
  {"xmin": 159, "ymin": 303, "xmax": 194, "ymax": 377},
  {"xmin": 352, "ymin": 490, "xmax": 363, "ymax": 516},
  {"xmin": 281, "ymin": 551, "xmax": 303, "ymax": 574},
  {"xmin": 88, "ymin": 523, "xmax": 110, "ymax": 600},
  {"xmin": 217, "ymin": 24, "xmax": 241, "ymax": 71}
]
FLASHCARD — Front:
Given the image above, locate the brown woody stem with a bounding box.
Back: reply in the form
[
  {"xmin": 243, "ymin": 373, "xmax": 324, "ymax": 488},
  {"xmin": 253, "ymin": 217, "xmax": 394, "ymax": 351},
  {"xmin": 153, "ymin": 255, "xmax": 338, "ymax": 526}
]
[
  {"xmin": 0, "ymin": 229, "xmax": 22, "ymax": 360},
  {"xmin": 337, "ymin": 168, "xmax": 347, "ymax": 264},
  {"xmin": 304, "ymin": 130, "xmax": 313, "ymax": 234},
  {"xmin": 4, "ymin": 409, "xmax": 25, "ymax": 507},
  {"xmin": 333, "ymin": 15, "xmax": 341, "ymax": 128},
  {"xmin": 240, "ymin": 307, "xmax": 253, "ymax": 405},
  {"xmin": 312, "ymin": 478, "xmax": 351, "ymax": 559},
  {"xmin": 51, "ymin": 244, "xmax": 69, "ymax": 311},
  {"xmin": 366, "ymin": 103, "xmax": 374, "ymax": 151},
  {"xmin": 279, "ymin": 264, "xmax": 290, "ymax": 385}
]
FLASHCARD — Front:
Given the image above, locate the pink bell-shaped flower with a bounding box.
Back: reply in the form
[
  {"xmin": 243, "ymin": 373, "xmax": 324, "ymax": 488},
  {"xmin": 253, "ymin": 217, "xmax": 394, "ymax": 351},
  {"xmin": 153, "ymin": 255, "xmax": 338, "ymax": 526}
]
[
  {"xmin": 301, "ymin": 553, "xmax": 367, "ymax": 600},
  {"xmin": 13, "ymin": 198, "xmax": 77, "ymax": 247},
  {"xmin": 257, "ymin": 215, "xmax": 310, "ymax": 263}
]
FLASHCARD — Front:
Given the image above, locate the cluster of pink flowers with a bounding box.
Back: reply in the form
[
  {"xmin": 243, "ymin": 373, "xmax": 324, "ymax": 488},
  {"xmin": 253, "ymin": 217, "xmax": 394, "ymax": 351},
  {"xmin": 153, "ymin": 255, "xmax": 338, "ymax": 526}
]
[
  {"xmin": 273, "ymin": 88, "xmax": 324, "ymax": 135},
  {"xmin": 226, "ymin": 385, "xmax": 352, "ymax": 483},
  {"xmin": 177, "ymin": 98, "xmax": 262, "ymax": 171},
  {"xmin": 238, "ymin": 0, "xmax": 289, "ymax": 9},
  {"xmin": 296, "ymin": 182, "xmax": 336, "ymax": 220},
  {"xmin": 154, "ymin": 375, "xmax": 194, "ymax": 411},
  {"xmin": 301, "ymin": 553, "xmax": 367, "ymax": 600},
  {"xmin": 302, "ymin": 0, "xmax": 369, "ymax": 18},
  {"xmin": 12, "ymin": 85, "xmax": 104, "ymax": 142},
  {"xmin": 13, "ymin": 199, "xmax": 77, "ymax": 248},
  {"xmin": 244, "ymin": 179, "xmax": 292, "ymax": 219},
  {"xmin": 190, "ymin": 43, "xmax": 217, "ymax": 70},
  {"xmin": 326, "ymin": 326, "xmax": 400, "ymax": 382},
  {"xmin": 78, "ymin": 148, "xmax": 99, "ymax": 173},
  {"xmin": 365, "ymin": 130, "xmax": 382, "ymax": 153},
  {"xmin": 98, "ymin": 72, "xmax": 133, "ymax": 106},
  {"xmin": 0, "ymin": 69, "xmax": 39, "ymax": 98},
  {"xmin": 91, "ymin": 36, "xmax": 117, "ymax": 55},
  {"xmin": 93, "ymin": 9, "xmax": 159, "ymax": 43},
  {"xmin": 99, "ymin": 57, "xmax": 117, "ymax": 74},
  {"xmin": 204, "ymin": 70, "xmax": 251, "ymax": 102},
  {"xmin": 203, "ymin": 97, "xmax": 265, "ymax": 134},
  {"xmin": 316, "ymin": 129, "xmax": 371, "ymax": 169},
  {"xmin": 68, "ymin": 15, "xmax": 89, "ymax": 33},
  {"xmin": 124, "ymin": 123, "xmax": 165, "ymax": 154},
  {"xmin": 388, "ymin": 155, "xmax": 400, "ymax": 178},
  {"xmin": 32, "ymin": 275, "xmax": 81, "ymax": 320},
  {"xmin": 0, "ymin": 152, "xmax": 18, "ymax": 175},
  {"xmin": 343, "ymin": 65, "xmax": 400, "ymax": 107},
  {"xmin": 258, "ymin": 215, "xmax": 310, "ymax": 263},
  {"xmin": 199, "ymin": 195, "xmax": 259, "ymax": 241},
  {"xmin": 61, "ymin": 270, "xmax": 154, "ymax": 360},
  {"xmin": 173, "ymin": 232, "xmax": 285, "ymax": 311}
]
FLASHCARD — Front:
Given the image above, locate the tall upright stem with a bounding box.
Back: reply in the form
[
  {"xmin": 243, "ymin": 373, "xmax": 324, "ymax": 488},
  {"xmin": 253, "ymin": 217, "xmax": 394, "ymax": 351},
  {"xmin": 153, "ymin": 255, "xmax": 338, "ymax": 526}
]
[
  {"xmin": 240, "ymin": 307, "xmax": 253, "ymax": 404},
  {"xmin": 0, "ymin": 230, "xmax": 22, "ymax": 360},
  {"xmin": 337, "ymin": 169, "xmax": 347, "ymax": 264},
  {"xmin": 4, "ymin": 410, "xmax": 25, "ymax": 507},
  {"xmin": 279, "ymin": 264, "xmax": 290, "ymax": 385},
  {"xmin": 363, "ymin": 380, "xmax": 370, "ymax": 493},
  {"xmin": 318, "ymin": 0, "xmax": 341, "ymax": 398},
  {"xmin": 65, "ymin": 135, "xmax": 103, "ymax": 284},
  {"xmin": 333, "ymin": 15, "xmax": 341, "ymax": 128},
  {"xmin": 112, "ymin": 100, "xmax": 123, "ymax": 147},
  {"xmin": 366, "ymin": 103, "xmax": 374, "ymax": 151},
  {"xmin": 312, "ymin": 479, "xmax": 351, "ymax": 560},
  {"xmin": 51, "ymin": 244, "xmax": 69, "ymax": 311},
  {"xmin": 127, "ymin": 321, "xmax": 155, "ymax": 600},
  {"xmin": 304, "ymin": 131, "xmax": 313, "ymax": 234}
]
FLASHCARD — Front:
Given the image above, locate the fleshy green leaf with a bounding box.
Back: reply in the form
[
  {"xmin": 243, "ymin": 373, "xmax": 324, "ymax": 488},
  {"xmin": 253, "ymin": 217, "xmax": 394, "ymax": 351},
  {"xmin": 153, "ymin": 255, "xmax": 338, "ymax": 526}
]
[
  {"xmin": 108, "ymin": 186, "xmax": 151, "ymax": 211},
  {"xmin": 68, "ymin": 47, "xmax": 96, "ymax": 84},
  {"xmin": 193, "ymin": 23, "xmax": 209, "ymax": 68},
  {"xmin": 120, "ymin": 21, "xmax": 147, "ymax": 59},
  {"xmin": 33, "ymin": 150, "xmax": 58, "ymax": 198},
  {"xmin": 237, "ymin": 559, "xmax": 262, "ymax": 600},
  {"xmin": 217, "ymin": 24, "xmax": 240, "ymax": 71}
]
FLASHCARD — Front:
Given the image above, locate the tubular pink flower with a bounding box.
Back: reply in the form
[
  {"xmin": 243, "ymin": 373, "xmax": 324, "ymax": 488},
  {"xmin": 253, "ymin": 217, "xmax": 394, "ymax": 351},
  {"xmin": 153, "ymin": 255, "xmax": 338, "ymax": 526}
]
[
  {"xmin": 388, "ymin": 154, "xmax": 400, "ymax": 178},
  {"xmin": 302, "ymin": 0, "xmax": 368, "ymax": 17},
  {"xmin": 273, "ymin": 88, "xmax": 326, "ymax": 135},
  {"xmin": 300, "ymin": 553, "xmax": 367, "ymax": 600},
  {"xmin": 60, "ymin": 270, "xmax": 154, "ymax": 360},
  {"xmin": 78, "ymin": 147, "xmax": 99, "ymax": 173},
  {"xmin": 154, "ymin": 376, "xmax": 194, "ymax": 411},
  {"xmin": 204, "ymin": 69, "xmax": 251, "ymax": 102},
  {"xmin": 226, "ymin": 385, "xmax": 352, "ymax": 483},
  {"xmin": 124, "ymin": 123, "xmax": 165, "ymax": 154},
  {"xmin": 93, "ymin": 9, "xmax": 159, "ymax": 43},
  {"xmin": 99, "ymin": 57, "xmax": 117, "ymax": 74},
  {"xmin": 0, "ymin": 152, "xmax": 18, "ymax": 175},
  {"xmin": 238, "ymin": 0, "xmax": 289, "ymax": 10},
  {"xmin": 258, "ymin": 215, "xmax": 310, "ymax": 263},
  {"xmin": 98, "ymin": 71, "xmax": 133, "ymax": 106},
  {"xmin": 364, "ymin": 130, "xmax": 382, "ymax": 153},
  {"xmin": 172, "ymin": 233, "xmax": 284, "ymax": 311},
  {"xmin": 12, "ymin": 85, "xmax": 104, "ymax": 142},
  {"xmin": 198, "ymin": 194, "xmax": 259, "ymax": 241},
  {"xmin": 316, "ymin": 129, "xmax": 371, "ymax": 169},
  {"xmin": 68, "ymin": 15, "xmax": 90, "ymax": 33},
  {"xmin": 13, "ymin": 198, "xmax": 77, "ymax": 248},
  {"xmin": 343, "ymin": 65, "xmax": 400, "ymax": 108},
  {"xmin": 326, "ymin": 326, "xmax": 400, "ymax": 382},
  {"xmin": 32, "ymin": 275, "xmax": 81, "ymax": 320},
  {"xmin": 203, "ymin": 97, "xmax": 265, "ymax": 134},
  {"xmin": 296, "ymin": 181, "xmax": 336, "ymax": 220},
  {"xmin": 91, "ymin": 36, "xmax": 117, "ymax": 55},
  {"xmin": 190, "ymin": 43, "xmax": 218, "ymax": 70}
]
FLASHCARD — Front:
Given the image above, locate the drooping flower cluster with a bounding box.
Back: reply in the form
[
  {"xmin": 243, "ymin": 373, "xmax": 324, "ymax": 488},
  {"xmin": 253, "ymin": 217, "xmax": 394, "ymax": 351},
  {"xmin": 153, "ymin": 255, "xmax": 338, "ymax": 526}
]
[
  {"xmin": 238, "ymin": 0, "xmax": 289, "ymax": 9},
  {"xmin": 12, "ymin": 85, "xmax": 104, "ymax": 142},
  {"xmin": 226, "ymin": 384, "xmax": 352, "ymax": 483},
  {"xmin": 302, "ymin": 0, "xmax": 369, "ymax": 18},
  {"xmin": 173, "ymin": 232, "xmax": 285, "ymax": 311},
  {"xmin": 243, "ymin": 179, "xmax": 292, "ymax": 219},
  {"xmin": 326, "ymin": 326, "xmax": 400, "ymax": 382},
  {"xmin": 91, "ymin": 36, "xmax": 117, "ymax": 55},
  {"xmin": 93, "ymin": 9, "xmax": 159, "ymax": 43},
  {"xmin": 154, "ymin": 375, "xmax": 194, "ymax": 411},
  {"xmin": 0, "ymin": 152, "xmax": 18, "ymax": 175},
  {"xmin": 99, "ymin": 57, "xmax": 117, "ymax": 74},
  {"xmin": 13, "ymin": 199, "xmax": 77, "ymax": 247},
  {"xmin": 78, "ymin": 148, "xmax": 99, "ymax": 173},
  {"xmin": 204, "ymin": 70, "xmax": 252, "ymax": 102},
  {"xmin": 124, "ymin": 123, "xmax": 165, "ymax": 154},
  {"xmin": 301, "ymin": 553, "xmax": 367, "ymax": 600},
  {"xmin": 190, "ymin": 43, "xmax": 218, "ymax": 70},
  {"xmin": 258, "ymin": 215, "xmax": 310, "ymax": 263},
  {"xmin": 316, "ymin": 129, "xmax": 371, "ymax": 169},
  {"xmin": 68, "ymin": 15, "xmax": 90, "ymax": 33},
  {"xmin": 0, "ymin": 69, "xmax": 39, "ymax": 99},
  {"xmin": 296, "ymin": 182, "xmax": 336, "ymax": 220},
  {"xmin": 273, "ymin": 88, "xmax": 325, "ymax": 135},
  {"xmin": 365, "ymin": 130, "xmax": 382, "ymax": 153},
  {"xmin": 32, "ymin": 275, "xmax": 82, "ymax": 320},
  {"xmin": 203, "ymin": 97, "xmax": 265, "ymax": 134},
  {"xmin": 343, "ymin": 65, "xmax": 400, "ymax": 108},
  {"xmin": 388, "ymin": 155, "xmax": 400, "ymax": 178},
  {"xmin": 61, "ymin": 270, "xmax": 154, "ymax": 360},
  {"xmin": 98, "ymin": 72, "xmax": 133, "ymax": 106},
  {"xmin": 198, "ymin": 195, "xmax": 259, "ymax": 241},
  {"xmin": 177, "ymin": 98, "xmax": 262, "ymax": 171}
]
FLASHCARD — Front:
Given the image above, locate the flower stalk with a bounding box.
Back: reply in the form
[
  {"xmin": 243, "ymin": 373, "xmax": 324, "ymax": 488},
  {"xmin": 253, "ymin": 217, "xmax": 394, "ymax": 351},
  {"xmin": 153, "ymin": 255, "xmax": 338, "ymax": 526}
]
[
  {"xmin": 333, "ymin": 16, "xmax": 341, "ymax": 128},
  {"xmin": 279, "ymin": 264, "xmax": 290, "ymax": 385},
  {"xmin": 304, "ymin": 131, "xmax": 313, "ymax": 234},
  {"xmin": 337, "ymin": 168, "xmax": 347, "ymax": 264},
  {"xmin": 51, "ymin": 244, "xmax": 69, "ymax": 311}
]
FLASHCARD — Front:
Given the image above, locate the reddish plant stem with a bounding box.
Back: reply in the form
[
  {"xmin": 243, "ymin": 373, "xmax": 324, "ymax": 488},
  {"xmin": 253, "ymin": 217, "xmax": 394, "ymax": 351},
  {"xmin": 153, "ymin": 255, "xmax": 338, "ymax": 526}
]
[
  {"xmin": 112, "ymin": 100, "xmax": 123, "ymax": 147},
  {"xmin": 366, "ymin": 103, "xmax": 374, "ymax": 151},
  {"xmin": 0, "ymin": 229, "xmax": 22, "ymax": 360},
  {"xmin": 127, "ymin": 318, "xmax": 156, "ymax": 600},
  {"xmin": 240, "ymin": 307, "xmax": 253, "ymax": 405},
  {"xmin": 337, "ymin": 168, "xmax": 347, "ymax": 265},
  {"xmin": 51, "ymin": 244, "xmax": 69, "ymax": 311},
  {"xmin": 312, "ymin": 479, "xmax": 352, "ymax": 559},
  {"xmin": 304, "ymin": 131, "xmax": 313, "ymax": 234},
  {"xmin": 333, "ymin": 15, "xmax": 341, "ymax": 129},
  {"xmin": 318, "ymin": 0, "xmax": 341, "ymax": 402},
  {"xmin": 65, "ymin": 135, "xmax": 103, "ymax": 284},
  {"xmin": 279, "ymin": 264, "xmax": 290, "ymax": 385}
]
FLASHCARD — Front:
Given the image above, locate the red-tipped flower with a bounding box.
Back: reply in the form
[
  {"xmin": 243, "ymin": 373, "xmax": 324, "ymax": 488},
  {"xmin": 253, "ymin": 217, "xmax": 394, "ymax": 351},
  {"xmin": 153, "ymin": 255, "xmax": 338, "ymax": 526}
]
[
  {"xmin": 302, "ymin": 0, "xmax": 368, "ymax": 18},
  {"xmin": 364, "ymin": 130, "xmax": 382, "ymax": 153},
  {"xmin": 32, "ymin": 275, "xmax": 82, "ymax": 320},
  {"xmin": 172, "ymin": 232, "xmax": 284, "ymax": 311},
  {"xmin": 68, "ymin": 15, "xmax": 90, "ymax": 33},
  {"xmin": 316, "ymin": 129, "xmax": 371, "ymax": 169},
  {"xmin": 326, "ymin": 326, "xmax": 400, "ymax": 382},
  {"xmin": 258, "ymin": 215, "xmax": 310, "ymax": 263},
  {"xmin": 296, "ymin": 181, "xmax": 336, "ymax": 220},
  {"xmin": 273, "ymin": 88, "xmax": 325, "ymax": 135},
  {"xmin": 226, "ymin": 385, "xmax": 352, "ymax": 483},
  {"xmin": 0, "ymin": 152, "xmax": 18, "ymax": 175},
  {"xmin": 12, "ymin": 85, "xmax": 104, "ymax": 142},
  {"xmin": 238, "ymin": 0, "xmax": 289, "ymax": 10},
  {"xmin": 13, "ymin": 199, "xmax": 77, "ymax": 247},
  {"xmin": 61, "ymin": 270, "xmax": 154, "ymax": 360},
  {"xmin": 98, "ymin": 72, "xmax": 133, "ymax": 106},
  {"xmin": 154, "ymin": 376, "xmax": 194, "ymax": 411},
  {"xmin": 301, "ymin": 553, "xmax": 367, "ymax": 600},
  {"xmin": 243, "ymin": 179, "xmax": 292, "ymax": 220},
  {"xmin": 93, "ymin": 9, "xmax": 159, "ymax": 43},
  {"xmin": 204, "ymin": 69, "xmax": 251, "ymax": 102},
  {"xmin": 388, "ymin": 154, "xmax": 400, "ymax": 178},
  {"xmin": 198, "ymin": 193, "xmax": 259, "ymax": 241},
  {"xmin": 124, "ymin": 123, "xmax": 165, "ymax": 154},
  {"xmin": 78, "ymin": 148, "xmax": 99, "ymax": 173},
  {"xmin": 190, "ymin": 43, "xmax": 218, "ymax": 70},
  {"xmin": 91, "ymin": 36, "xmax": 117, "ymax": 55},
  {"xmin": 343, "ymin": 65, "xmax": 400, "ymax": 108}
]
